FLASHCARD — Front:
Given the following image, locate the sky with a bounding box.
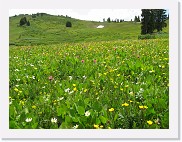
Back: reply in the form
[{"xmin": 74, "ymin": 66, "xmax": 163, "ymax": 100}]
[{"xmin": 9, "ymin": 9, "xmax": 142, "ymax": 22}]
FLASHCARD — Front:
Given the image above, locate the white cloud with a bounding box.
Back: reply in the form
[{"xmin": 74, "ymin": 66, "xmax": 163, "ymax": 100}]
[{"xmin": 9, "ymin": 9, "xmax": 142, "ymax": 22}]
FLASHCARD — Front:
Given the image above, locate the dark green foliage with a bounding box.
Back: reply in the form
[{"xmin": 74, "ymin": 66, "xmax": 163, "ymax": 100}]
[
  {"xmin": 32, "ymin": 14, "xmax": 36, "ymax": 18},
  {"xmin": 134, "ymin": 16, "xmax": 140, "ymax": 22},
  {"xmin": 19, "ymin": 17, "xmax": 27, "ymax": 26},
  {"xmin": 141, "ymin": 9, "xmax": 153, "ymax": 34},
  {"xmin": 27, "ymin": 21, "xmax": 30, "ymax": 26},
  {"xmin": 155, "ymin": 9, "xmax": 167, "ymax": 32},
  {"xmin": 141, "ymin": 9, "xmax": 167, "ymax": 34},
  {"xmin": 66, "ymin": 21, "xmax": 72, "ymax": 27},
  {"xmin": 107, "ymin": 17, "xmax": 111, "ymax": 23},
  {"xmin": 138, "ymin": 34, "xmax": 156, "ymax": 40},
  {"xmin": 137, "ymin": 16, "xmax": 140, "ymax": 22}
]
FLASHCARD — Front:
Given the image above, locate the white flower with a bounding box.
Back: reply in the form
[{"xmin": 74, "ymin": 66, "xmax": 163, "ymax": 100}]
[
  {"xmin": 15, "ymin": 69, "xmax": 20, "ymax": 72},
  {"xmin": 129, "ymin": 92, "xmax": 134, "ymax": 95},
  {"xmin": 65, "ymin": 88, "xmax": 70, "ymax": 93},
  {"xmin": 69, "ymin": 76, "xmax": 73, "ymax": 80},
  {"xmin": 9, "ymin": 101, "xmax": 12, "ymax": 105},
  {"xmin": 69, "ymin": 90, "xmax": 74, "ymax": 94},
  {"xmin": 58, "ymin": 97, "xmax": 64, "ymax": 101},
  {"xmin": 30, "ymin": 64, "xmax": 34, "ymax": 67},
  {"xmin": 85, "ymin": 111, "xmax": 91, "ymax": 117},
  {"xmin": 25, "ymin": 118, "xmax": 32, "ymax": 122},
  {"xmin": 73, "ymin": 124, "xmax": 79, "ymax": 129},
  {"xmin": 139, "ymin": 88, "xmax": 144, "ymax": 93},
  {"xmin": 51, "ymin": 118, "xmax": 57, "ymax": 123},
  {"xmin": 16, "ymin": 79, "xmax": 20, "ymax": 81},
  {"xmin": 32, "ymin": 76, "xmax": 35, "ymax": 79},
  {"xmin": 83, "ymin": 75, "xmax": 87, "ymax": 79}
]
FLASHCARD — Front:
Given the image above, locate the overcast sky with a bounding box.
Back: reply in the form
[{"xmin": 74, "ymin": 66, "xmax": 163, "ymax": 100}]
[{"xmin": 9, "ymin": 9, "xmax": 142, "ymax": 21}]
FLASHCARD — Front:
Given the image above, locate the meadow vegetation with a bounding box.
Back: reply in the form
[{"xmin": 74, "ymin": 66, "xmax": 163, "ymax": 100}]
[{"xmin": 9, "ymin": 13, "xmax": 169, "ymax": 129}]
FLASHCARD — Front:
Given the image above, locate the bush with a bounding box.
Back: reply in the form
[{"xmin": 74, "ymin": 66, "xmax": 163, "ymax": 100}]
[
  {"xmin": 19, "ymin": 17, "xmax": 27, "ymax": 26},
  {"xmin": 138, "ymin": 34, "xmax": 156, "ymax": 40},
  {"xmin": 66, "ymin": 21, "xmax": 72, "ymax": 27}
]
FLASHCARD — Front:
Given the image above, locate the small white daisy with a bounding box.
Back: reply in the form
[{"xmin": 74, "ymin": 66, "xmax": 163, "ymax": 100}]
[
  {"xmin": 85, "ymin": 111, "xmax": 91, "ymax": 117},
  {"xmin": 25, "ymin": 118, "xmax": 32, "ymax": 122},
  {"xmin": 51, "ymin": 118, "xmax": 57, "ymax": 123},
  {"xmin": 73, "ymin": 124, "xmax": 79, "ymax": 129}
]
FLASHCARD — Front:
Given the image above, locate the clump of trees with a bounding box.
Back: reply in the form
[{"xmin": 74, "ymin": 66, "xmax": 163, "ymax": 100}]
[
  {"xmin": 66, "ymin": 21, "xmax": 72, "ymax": 27},
  {"xmin": 105, "ymin": 17, "xmax": 124, "ymax": 23},
  {"xmin": 141, "ymin": 9, "xmax": 167, "ymax": 34},
  {"xmin": 134, "ymin": 16, "xmax": 140, "ymax": 22},
  {"xmin": 19, "ymin": 17, "xmax": 30, "ymax": 26}
]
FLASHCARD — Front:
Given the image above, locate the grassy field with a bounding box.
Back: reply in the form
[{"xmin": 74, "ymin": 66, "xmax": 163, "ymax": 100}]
[
  {"xmin": 9, "ymin": 13, "xmax": 168, "ymax": 46},
  {"xmin": 9, "ymin": 13, "xmax": 169, "ymax": 129}
]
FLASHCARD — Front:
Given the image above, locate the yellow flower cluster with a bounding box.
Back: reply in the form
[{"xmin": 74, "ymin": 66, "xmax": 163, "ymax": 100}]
[
  {"xmin": 109, "ymin": 108, "xmax": 114, "ymax": 112},
  {"xmin": 139, "ymin": 105, "xmax": 148, "ymax": 109},
  {"xmin": 94, "ymin": 124, "xmax": 103, "ymax": 129},
  {"xmin": 122, "ymin": 102, "xmax": 129, "ymax": 107}
]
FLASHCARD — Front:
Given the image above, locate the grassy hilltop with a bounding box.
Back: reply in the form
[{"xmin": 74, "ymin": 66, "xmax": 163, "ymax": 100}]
[{"xmin": 9, "ymin": 13, "xmax": 168, "ymax": 46}]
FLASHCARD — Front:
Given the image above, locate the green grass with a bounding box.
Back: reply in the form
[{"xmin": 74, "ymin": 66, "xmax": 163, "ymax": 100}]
[
  {"xmin": 9, "ymin": 13, "xmax": 168, "ymax": 46},
  {"xmin": 9, "ymin": 39, "xmax": 169, "ymax": 129}
]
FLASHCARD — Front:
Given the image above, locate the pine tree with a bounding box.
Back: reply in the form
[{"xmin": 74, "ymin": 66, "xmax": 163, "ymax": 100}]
[
  {"xmin": 141, "ymin": 9, "xmax": 151, "ymax": 34},
  {"xmin": 141, "ymin": 9, "xmax": 167, "ymax": 34},
  {"xmin": 137, "ymin": 16, "xmax": 140, "ymax": 22},
  {"xmin": 155, "ymin": 9, "xmax": 167, "ymax": 32},
  {"xmin": 107, "ymin": 17, "xmax": 111, "ymax": 23},
  {"xmin": 134, "ymin": 16, "xmax": 137, "ymax": 22}
]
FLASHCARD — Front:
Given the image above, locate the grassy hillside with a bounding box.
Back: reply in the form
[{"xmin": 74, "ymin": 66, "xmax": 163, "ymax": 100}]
[{"xmin": 9, "ymin": 13, "xmax": 169, "ymax": 46}]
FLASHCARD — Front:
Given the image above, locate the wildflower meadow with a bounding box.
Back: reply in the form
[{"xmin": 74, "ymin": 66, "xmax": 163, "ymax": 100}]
[{"xmin": 9, "ymin": 39, "xmax": 169, "ymax": 129}]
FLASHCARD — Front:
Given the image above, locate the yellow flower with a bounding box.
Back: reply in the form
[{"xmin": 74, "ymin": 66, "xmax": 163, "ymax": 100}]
[
  {"xmin": 100, "ymin": 125, "xmax": 103, "ymax": 128},
  {"xmin": 94, "ymin": 124, "xmax": 99, "ymax": 129},
  {"xmin": 14, "ymin": 88, "xmax": 19, "ymax": 92},
  {"xmin": 73, "ymin": 84, "xmax": 76, "ymax": 87},
  {"xmin": 117, "ymin": 74, "xmax": 120, "ymax": 77},
  {"xmin": 19, "ymin": 100, "xmax": 25, "ymax": 105},
  {"xmin": 73, "ymin": 87, "xmax": 77, "ymax": 91},
  {"xmin": 84, "ymin": 89, "xmax": 88, "ymax": 93},
  {"xmin": 104, "ymin": 72, "xmax": 107, "ymax": 75},
  {"xmin": 128, "ymin": 100, "xmax": 133, "ymax": 103},
  {"xmin": 32, "ymin": 105, "xmax": 36, "ymax": 109},
  {"xmin": 147, "ymin": 120, "xmax": 153, "ymax": 125},
  {"xmin": 114, "ymin": 85, "xmax": 118, "ymax": 89},
  {"xmin": 139, "ymin": 105, "xmax": 148, "ymax": 109},
  {"xmin": 120, "ymin": 88, "xmax": 123, "ymax": 91},
  {"xmin": 122, "ymin": 102, "xmax": 129, "ymax": 107},
  {"xmin": 125, "ymin": 85, "xmax": 129, "ymax": 88},
  {"xmin": 109, "ymin": 108, "xmax": 114, "ymax": 112}
]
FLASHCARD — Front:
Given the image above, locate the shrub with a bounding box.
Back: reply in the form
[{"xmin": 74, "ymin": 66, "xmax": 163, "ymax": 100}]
[
  {"xmin": 66, "ymin": 21, "xmax": 72, "ymax": 27},
  {"xmin": 19, "ymin": 17, "xmax": 27, "ymax": 26},
  {"xmin": 138, "ymin": 34, "xmax": 156, "ymax": 40}
]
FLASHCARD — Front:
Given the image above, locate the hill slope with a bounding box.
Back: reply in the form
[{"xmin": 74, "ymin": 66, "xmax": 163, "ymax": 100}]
[{"xmin": 9, "ymin": 13, "xmax": 168, "ymax": 46}]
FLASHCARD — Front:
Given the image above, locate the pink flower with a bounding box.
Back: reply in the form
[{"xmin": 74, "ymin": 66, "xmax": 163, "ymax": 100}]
[
  {"xmin": 48, "ymin": 76, "xmax": 54, "ymax": 81},
  {"xmin": 93, "ymin": 59, "xmax": 97, "ymax": 63},
  {"xmin": 81, "ymin": 60, "xmax": 84, "ymax": 63}
]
